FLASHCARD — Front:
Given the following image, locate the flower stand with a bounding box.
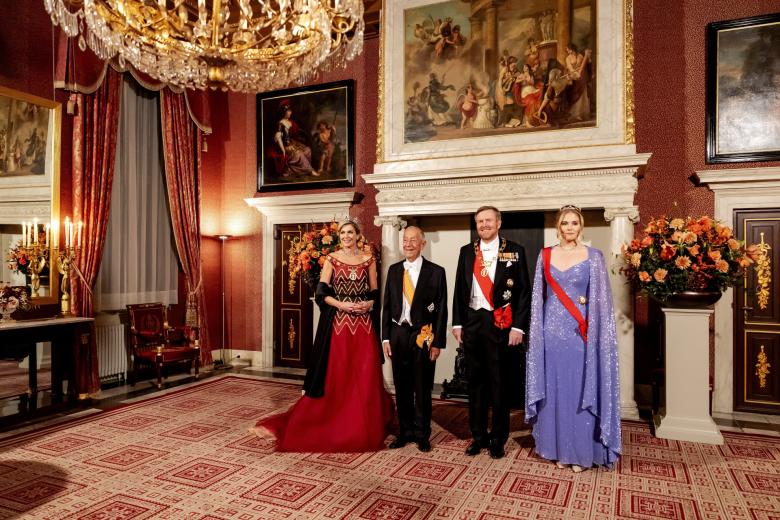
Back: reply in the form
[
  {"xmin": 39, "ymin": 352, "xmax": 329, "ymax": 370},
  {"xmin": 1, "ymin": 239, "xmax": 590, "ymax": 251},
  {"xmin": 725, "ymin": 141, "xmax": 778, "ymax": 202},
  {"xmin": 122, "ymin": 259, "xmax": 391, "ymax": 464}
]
[{"xmin": 654, "ymin": 307, "xmax": 724, "ymax": 444}]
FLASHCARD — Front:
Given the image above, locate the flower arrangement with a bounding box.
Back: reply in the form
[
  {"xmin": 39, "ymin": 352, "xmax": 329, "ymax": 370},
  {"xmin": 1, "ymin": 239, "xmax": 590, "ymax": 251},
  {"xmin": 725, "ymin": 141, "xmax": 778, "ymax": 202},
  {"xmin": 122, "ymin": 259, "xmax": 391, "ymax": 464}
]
[
  {"xmin": 6, "ymin": 236, "xmax": 48, "ymax": 276},
  {"xmin": 621, "ymin": 216, "xmax": 759, "ymax": 302},
  {"xmin": 0, "ymin": 285, "xmax": 31, "ymax": 322},
  {"xmin": 287, "ymin": 220, "xmax": 375, "ymax": 291}
]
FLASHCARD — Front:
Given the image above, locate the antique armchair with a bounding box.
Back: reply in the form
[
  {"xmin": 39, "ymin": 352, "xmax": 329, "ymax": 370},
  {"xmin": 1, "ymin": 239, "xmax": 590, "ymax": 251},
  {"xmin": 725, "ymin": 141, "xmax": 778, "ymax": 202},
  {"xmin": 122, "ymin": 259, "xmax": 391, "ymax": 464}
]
[{"xmin": 126, "ymin": 303, "xmax": 200, "ymax": 388}]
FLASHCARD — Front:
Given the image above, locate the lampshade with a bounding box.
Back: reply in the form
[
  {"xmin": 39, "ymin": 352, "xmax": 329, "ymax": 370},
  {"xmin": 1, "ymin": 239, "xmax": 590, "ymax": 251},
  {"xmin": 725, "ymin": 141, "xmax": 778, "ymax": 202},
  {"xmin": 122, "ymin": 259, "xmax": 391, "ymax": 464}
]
[{"xmin": 44, "ymin": 0, "xmax": 365, "ymax": 93}]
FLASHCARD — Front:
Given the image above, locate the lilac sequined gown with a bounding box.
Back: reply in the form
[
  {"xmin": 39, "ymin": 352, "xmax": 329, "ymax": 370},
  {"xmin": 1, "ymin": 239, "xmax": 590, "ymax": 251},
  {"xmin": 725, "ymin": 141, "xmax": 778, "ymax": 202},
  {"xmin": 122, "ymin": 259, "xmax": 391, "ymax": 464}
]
[{"xmin": 526, "ymin": 247, "xmax": 621, "ymax": 469}]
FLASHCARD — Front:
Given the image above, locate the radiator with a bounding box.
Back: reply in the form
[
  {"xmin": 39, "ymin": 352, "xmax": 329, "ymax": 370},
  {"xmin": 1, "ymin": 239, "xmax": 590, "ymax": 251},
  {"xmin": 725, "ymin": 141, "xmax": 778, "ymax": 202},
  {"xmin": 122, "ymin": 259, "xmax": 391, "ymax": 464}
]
[{"xmin": 96, "ymin": 322, "xmax": 127, "ymax": 382}]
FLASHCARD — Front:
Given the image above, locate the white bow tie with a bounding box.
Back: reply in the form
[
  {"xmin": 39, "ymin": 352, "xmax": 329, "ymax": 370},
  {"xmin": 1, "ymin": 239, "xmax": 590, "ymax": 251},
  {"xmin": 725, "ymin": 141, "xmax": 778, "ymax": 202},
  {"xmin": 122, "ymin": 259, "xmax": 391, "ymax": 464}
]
[{"xmin": 481, "ymin": 244, "xmax": 498, "ymax": 252}]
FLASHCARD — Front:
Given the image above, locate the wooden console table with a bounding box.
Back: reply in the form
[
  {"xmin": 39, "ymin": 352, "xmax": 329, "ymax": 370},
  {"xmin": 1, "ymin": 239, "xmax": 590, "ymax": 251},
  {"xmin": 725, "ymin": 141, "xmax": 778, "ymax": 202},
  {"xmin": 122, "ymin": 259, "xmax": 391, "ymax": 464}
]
[{"xmin": 0, "ymin": 317, "xmax": 94, "ymax": 403}]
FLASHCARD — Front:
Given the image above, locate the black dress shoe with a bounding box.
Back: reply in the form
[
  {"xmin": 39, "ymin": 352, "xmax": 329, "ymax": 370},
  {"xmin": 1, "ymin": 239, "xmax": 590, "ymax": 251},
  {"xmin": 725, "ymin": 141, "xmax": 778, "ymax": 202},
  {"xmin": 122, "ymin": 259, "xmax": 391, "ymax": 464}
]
[
  {"xmin": 416, "ymin": 439, "xmax": 431, "ymax": 452},
  {"xmin": 489, "ymin": 443, "xmax": 505, "ymax": 459},
  {"xmin": 389, "ymin": 437, "xmax": 409, "ymax": 449},
  {"xmin": 465, "ymin": 440, "xmax": 483, "ymax": 456}
]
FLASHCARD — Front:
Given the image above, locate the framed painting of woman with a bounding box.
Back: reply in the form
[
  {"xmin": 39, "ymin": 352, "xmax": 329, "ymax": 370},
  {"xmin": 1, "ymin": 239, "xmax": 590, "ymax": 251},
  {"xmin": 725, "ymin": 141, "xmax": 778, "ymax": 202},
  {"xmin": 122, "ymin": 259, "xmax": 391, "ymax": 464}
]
[{"xmin": 257, "ymin": 80, "xmax": 355, "ymax": 192}]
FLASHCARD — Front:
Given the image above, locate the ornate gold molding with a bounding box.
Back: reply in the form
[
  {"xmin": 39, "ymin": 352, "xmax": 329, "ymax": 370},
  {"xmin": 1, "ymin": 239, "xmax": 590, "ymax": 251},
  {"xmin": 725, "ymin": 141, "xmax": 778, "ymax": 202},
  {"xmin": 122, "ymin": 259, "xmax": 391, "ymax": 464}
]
[
  {"xmin": 624, "ymin": 0, "xmax": 636, "ymax": 144},
  {"xmin": 375, "ymin": 12, "xmax": 385, "ymax": 164},
  {"xmin": 755, "ymin": 345, "xmax": 770, "ymax": 389},
  {"xmin": 287, "ymin": 319, "xmax": 296, "ymax": 353},
  {"xmin": 756, "ymin": 232, "xmax": 772, "ymax": 310}
]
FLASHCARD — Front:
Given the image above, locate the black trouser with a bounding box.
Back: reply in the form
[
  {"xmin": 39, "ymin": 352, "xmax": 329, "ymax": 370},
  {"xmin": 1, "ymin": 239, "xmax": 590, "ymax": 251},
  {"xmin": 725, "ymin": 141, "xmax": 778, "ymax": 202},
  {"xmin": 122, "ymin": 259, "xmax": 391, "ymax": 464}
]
[
  {"xmin": 463, "ymin": 308, "xmax": 511, "ymax": 446},
  {"xmin": 390, "ymin": 322, "xmax": 436, "ymax": 441}
]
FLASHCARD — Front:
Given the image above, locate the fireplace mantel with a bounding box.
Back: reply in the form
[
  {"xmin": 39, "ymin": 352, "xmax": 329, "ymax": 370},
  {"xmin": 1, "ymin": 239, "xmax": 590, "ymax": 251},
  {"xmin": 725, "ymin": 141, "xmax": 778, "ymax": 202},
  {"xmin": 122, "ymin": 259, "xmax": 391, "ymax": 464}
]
[{"xmin": 366, "ymin": 148, "xmax": 651, "ymax": 419}]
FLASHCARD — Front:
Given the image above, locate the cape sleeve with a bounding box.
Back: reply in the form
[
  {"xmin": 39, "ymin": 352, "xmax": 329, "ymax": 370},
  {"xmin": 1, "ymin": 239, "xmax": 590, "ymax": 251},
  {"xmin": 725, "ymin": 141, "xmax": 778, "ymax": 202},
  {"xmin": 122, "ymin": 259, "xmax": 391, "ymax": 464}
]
[
  {"xmin": 303, "ymin": 282, "xmax": 337, "ymax": 398},
  {"xmin": 581, "ymin": 248, "xmax": 622, "ymax": 466},
  {"xmin": 524, "ymin": 250, "xmax": 546, "ymax": 423}
]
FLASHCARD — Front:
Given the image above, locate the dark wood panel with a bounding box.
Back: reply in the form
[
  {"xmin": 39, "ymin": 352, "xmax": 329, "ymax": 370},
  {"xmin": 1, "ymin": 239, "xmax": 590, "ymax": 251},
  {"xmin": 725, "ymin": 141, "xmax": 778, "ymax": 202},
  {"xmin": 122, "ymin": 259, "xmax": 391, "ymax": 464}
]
[{"xmin": 735, "ymin": 210, "xmax": 780, "ymax": 413}]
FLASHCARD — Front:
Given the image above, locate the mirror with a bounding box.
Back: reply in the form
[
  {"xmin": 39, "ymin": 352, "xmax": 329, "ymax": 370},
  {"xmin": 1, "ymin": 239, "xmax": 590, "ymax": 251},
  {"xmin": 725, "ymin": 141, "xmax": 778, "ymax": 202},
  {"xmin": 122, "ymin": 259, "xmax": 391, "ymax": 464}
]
[{"xmin": 0, "ymin": 85, "xmax": 61, "ymax": 306}]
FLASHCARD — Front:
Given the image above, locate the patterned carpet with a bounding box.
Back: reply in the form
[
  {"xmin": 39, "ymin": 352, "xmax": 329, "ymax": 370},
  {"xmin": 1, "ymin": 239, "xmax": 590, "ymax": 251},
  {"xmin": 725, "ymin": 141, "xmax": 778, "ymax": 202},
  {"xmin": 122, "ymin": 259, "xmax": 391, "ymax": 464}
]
[{"xmin": 0, "ymin": 375, "xmax": 778, "ymax": 519}]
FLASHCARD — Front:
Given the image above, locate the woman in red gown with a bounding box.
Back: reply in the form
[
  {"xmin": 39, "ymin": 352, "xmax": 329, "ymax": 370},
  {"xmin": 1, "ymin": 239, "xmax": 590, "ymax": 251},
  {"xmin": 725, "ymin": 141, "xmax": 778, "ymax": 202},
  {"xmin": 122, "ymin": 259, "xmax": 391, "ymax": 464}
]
[{"xmin": 253, "ymin": 219, "xmax": 394, "ymax": 452}]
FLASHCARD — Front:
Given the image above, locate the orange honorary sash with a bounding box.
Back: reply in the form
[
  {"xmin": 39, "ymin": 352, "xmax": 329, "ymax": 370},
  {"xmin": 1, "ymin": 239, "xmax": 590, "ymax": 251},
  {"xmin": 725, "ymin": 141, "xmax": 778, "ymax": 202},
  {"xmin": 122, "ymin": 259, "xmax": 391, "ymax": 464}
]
[
  {"xmin": 474, "ymin": 248, "xmax": 513, "ymax": 329},
  {"xmin": 542, "ymin": 247, "xmax": 588, "ymax": 343}
]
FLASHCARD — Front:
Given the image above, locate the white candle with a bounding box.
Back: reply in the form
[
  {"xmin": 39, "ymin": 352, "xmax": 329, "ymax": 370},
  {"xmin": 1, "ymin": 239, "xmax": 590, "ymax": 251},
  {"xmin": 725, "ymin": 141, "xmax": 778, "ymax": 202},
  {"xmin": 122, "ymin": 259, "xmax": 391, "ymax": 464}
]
[
  {"xmin": 64, "ymin": 217, "xmax": 70, "ymax": 248},
  {"xmin": 21, "ymin": 222, "xmax": 26, "ymax": 247},
  {"xmin": 69, "ymin": 221, "xmax": 74, "ymax": 249},
  {"xmin": 77, "ymin": 221, "xmax": 83, "ymax": 248},
  {"xmin": 33, "ymin": 218, "xmax": 38, "ymax": 245}
]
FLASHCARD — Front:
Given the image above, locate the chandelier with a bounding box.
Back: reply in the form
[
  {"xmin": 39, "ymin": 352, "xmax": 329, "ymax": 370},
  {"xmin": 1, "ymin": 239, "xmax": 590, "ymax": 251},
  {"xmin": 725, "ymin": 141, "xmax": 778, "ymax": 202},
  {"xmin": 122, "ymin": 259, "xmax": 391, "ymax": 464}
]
[{"xmin": 44, "ymin": 0, "xmax": 365, "ymax": 93}]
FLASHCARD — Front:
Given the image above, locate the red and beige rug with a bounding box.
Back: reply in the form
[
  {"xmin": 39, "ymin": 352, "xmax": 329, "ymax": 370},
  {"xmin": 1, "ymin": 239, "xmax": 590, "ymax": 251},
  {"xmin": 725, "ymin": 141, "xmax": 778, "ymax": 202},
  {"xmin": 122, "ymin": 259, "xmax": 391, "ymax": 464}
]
[{"xmin": 0, "ymin": 375, "xmax": 778, "ymax": 519}]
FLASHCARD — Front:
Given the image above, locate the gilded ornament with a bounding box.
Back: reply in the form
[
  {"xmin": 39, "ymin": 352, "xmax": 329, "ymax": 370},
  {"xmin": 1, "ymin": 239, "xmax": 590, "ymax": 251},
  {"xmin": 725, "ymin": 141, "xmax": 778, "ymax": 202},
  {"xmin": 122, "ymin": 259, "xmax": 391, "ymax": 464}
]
[
  {"xmin": 287, "ymin": 319, "xmax": 296, "ymax": 352},
  {"xmin": 755, "ymin": 345, "xmax": 770, "ymax": 389},
  {"xmin": 755, "ymin": 232, "xmax": 772, "ymax": 311}
]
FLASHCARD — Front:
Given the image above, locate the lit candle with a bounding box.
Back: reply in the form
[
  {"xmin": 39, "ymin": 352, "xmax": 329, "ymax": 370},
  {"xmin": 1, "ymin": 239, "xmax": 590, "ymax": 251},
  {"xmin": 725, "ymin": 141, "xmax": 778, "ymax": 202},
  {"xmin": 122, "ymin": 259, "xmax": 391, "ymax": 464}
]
[
  {"xmin": 77, "ymin": 221, "xmax": 83, "ymax": 248},
  {"xmin": 21, "ymin": 222, "xmax": 26, "ymax": 247},
  {"xmin": 45, "ymin": 223, "xmax": 50, "ymax": 248},
  {"xmin": 64, "ymin": 217, "xmax": 70, "ymax": 248},
  {"xmin": 69, "ymin": 221, "xmax": 74, "ymax": 249},
  {"xmin": 33, "ymin": 218, "xmax": 38, "ymax": 245},
  {"xmin": 27, "ymin": 221, "xmax": 32, "ymax": 247}
]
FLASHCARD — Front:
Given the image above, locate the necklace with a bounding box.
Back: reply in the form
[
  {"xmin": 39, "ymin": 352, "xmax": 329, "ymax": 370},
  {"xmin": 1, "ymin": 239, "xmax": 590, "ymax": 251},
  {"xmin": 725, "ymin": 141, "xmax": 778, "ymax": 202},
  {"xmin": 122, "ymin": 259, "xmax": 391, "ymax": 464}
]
[
  {"xmin": 342, "ymin": 247, "xmax": 360, "ymax": 257},
  {"xmin": 558, "ymin": 242, "xmax": 578, "ymax": 251}
]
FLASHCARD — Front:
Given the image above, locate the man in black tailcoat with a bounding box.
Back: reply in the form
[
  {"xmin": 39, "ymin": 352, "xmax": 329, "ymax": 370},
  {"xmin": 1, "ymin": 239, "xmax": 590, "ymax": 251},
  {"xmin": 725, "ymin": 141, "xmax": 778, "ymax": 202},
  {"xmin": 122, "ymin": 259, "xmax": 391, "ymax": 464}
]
[
  {"xmin": 382, "ymin": 226, "xmax": 448, "ymax": 452},
  {"xmin": 452, "ymin": 206, "xmax": 530, "ymax": 459}
]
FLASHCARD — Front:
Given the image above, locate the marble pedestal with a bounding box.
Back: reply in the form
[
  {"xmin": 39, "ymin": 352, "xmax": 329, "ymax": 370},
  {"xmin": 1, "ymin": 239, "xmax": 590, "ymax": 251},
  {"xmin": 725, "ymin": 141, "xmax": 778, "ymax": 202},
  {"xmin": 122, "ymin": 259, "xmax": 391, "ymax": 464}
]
[{"xmin": 654, "ymin": 307, "xmax": 723, "ymax": 444}]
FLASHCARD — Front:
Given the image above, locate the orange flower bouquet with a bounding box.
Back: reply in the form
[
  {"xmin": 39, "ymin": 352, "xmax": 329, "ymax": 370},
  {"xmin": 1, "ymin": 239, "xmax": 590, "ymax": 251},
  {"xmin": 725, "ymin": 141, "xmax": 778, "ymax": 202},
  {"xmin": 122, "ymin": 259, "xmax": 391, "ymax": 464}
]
[
  {"xmin": 287, "ymin": 220, "xmax": 375, "ymax": 291},
  {"xmin": 621, "ymin": 216, "xmax": 759, "ymax": 302}
]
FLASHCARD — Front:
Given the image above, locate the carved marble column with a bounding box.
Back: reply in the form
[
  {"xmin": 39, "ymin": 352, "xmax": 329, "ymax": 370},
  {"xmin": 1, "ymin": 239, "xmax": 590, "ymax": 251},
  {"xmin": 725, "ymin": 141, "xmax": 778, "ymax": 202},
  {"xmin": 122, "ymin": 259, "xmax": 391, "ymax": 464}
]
[
  {"xmin": 374, "ymin": 215, "xmax": 407, "ymax": 390},
  {"xmin": 604, "ymin": 206, "xmax": 640, "ymax": 420}
]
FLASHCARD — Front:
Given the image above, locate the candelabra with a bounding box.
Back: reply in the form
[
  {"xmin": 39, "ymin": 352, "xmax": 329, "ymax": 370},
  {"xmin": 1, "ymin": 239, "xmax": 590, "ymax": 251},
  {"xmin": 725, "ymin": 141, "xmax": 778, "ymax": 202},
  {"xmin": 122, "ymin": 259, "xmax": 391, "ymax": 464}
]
[
  {"xmin": 16, "ymin": 242, "xmax": 48, "ymax": 299},
  {"xmin": 56, "ymin": 245, "xmax": 79, "ymax": 316}
]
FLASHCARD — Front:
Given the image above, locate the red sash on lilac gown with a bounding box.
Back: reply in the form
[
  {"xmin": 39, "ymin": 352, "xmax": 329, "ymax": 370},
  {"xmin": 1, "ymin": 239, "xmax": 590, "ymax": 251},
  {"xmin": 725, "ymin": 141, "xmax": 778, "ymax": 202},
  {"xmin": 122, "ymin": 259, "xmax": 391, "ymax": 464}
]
[{"xmin": 255, "ymin": 258, "xmax": 394, "ymax": 452}]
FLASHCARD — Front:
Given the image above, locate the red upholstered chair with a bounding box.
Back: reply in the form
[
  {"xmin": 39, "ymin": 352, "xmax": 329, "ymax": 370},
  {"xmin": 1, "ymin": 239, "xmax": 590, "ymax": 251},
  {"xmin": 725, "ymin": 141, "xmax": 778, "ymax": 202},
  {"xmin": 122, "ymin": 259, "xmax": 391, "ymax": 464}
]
[{"xmin": 126, "ymin": 303, "xmax": 200, "ymax": 388}]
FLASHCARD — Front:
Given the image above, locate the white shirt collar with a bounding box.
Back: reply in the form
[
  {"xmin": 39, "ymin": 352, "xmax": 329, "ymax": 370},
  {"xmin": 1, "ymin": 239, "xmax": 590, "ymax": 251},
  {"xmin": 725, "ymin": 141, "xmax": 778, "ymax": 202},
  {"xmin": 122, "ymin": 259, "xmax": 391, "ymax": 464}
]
[
  {"xmin": 403, "ymin": 256, "xmax": 423, "ymax": 270},
  {"xmin": 480, "ymin": 237, "xmax": 499, "ymax": 251}
]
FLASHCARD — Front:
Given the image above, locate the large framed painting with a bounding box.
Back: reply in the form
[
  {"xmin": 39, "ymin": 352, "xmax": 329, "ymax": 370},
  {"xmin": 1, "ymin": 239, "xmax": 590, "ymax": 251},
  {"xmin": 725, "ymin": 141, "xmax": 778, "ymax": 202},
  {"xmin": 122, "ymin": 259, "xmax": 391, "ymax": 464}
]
[
  {"xmin": 257, "ymin": 80, "xmax": 355, "ymax": 192},
  {"xmin": 0, "ymin": 85, "xmax": 60, "ymax": 205},
  {"xmin": 377, "ymin": 0, "xmax": 632, "ymax": 170},
  {"xmin": 706, "ymin": 13, "xmax": 780, "ymax": 164}
]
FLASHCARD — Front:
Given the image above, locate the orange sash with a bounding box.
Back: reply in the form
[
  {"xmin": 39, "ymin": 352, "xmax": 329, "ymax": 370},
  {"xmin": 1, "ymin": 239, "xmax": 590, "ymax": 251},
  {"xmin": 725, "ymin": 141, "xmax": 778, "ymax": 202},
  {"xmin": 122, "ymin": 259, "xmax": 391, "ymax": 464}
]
[{"xmin": 474, "ymin": 248, "xmax": 512, "ymax": 329}]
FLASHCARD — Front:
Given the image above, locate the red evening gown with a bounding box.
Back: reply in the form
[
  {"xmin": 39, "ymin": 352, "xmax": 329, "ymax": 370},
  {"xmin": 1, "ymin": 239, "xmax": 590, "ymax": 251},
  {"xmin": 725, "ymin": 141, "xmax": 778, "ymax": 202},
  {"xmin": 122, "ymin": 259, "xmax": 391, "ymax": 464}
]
[{"xmin": 254, "ymin": 257, "xmax": 394, "ymax": 452}]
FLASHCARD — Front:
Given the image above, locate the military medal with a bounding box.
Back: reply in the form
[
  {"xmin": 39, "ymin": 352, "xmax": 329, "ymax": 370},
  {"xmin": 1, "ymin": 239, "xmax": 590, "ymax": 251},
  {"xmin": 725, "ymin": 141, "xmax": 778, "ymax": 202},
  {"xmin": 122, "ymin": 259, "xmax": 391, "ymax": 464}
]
[{"xmin": 506, "ymin": 278, "xmax": 514, "ymax": 287}]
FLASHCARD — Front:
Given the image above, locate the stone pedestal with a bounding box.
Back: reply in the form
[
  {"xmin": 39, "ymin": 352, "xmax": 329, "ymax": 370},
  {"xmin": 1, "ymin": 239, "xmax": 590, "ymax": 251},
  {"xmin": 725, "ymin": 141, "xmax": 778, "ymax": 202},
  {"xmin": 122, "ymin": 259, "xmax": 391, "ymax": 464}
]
[{"xmin": 654, "ymin": 308, "xmax": 723, "ymax": 444}]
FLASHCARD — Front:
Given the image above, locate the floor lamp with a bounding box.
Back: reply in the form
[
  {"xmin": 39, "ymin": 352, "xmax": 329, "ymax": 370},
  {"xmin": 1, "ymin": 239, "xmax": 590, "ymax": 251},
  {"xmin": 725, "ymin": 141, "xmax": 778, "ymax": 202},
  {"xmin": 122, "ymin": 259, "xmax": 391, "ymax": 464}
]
[{"xmin": 216, "ymin": 235, "xmax": 232, "ymax": 369}]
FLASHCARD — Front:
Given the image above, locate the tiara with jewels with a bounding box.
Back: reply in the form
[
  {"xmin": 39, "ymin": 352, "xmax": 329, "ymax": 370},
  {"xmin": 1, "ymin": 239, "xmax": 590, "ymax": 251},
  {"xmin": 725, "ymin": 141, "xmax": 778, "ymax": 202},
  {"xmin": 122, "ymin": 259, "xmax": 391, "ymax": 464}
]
[
  {"xmin": 560, "ymin": 204, "xmax": 582, "ymax": 213},
  {"xmin": 339, "ymin": 216, "xmax": 361, "ymax": 227}
]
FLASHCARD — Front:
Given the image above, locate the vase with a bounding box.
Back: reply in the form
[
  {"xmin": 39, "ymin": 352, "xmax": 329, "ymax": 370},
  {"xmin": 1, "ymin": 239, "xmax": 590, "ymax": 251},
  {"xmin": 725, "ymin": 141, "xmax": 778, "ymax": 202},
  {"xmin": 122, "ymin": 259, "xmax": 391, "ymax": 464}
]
[
  {"xmin": 660, "ymin": 291, "xmax": 722, "ymax": 309},
  {"xmin": 0, "ymin": 305, "xmax": 16, "ymax": 324}
]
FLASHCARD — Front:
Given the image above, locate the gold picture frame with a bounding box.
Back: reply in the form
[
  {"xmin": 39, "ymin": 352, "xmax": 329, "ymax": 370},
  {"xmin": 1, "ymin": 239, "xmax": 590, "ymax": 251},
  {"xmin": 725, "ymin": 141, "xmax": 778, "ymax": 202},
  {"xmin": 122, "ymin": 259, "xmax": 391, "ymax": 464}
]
[{"xmin": 0, "ymin": 85, "xmax": 61, "ymax": 305}]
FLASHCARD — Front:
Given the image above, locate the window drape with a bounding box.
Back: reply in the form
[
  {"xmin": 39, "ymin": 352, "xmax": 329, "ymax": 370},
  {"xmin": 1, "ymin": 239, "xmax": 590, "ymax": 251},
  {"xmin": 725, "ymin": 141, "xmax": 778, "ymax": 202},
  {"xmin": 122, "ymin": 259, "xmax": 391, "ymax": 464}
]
[{"xmin": 94, "ymin": 76, "xmax": 179, "ymax": 311}]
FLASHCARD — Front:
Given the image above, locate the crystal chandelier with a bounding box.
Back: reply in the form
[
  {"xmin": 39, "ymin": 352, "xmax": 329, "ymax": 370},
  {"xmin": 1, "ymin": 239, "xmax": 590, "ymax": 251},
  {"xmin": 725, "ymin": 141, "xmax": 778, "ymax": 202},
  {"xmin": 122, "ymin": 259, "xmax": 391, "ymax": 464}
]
[{"xmin": 44, "ymin": 0, "xmax": 365, "ymax": 93}]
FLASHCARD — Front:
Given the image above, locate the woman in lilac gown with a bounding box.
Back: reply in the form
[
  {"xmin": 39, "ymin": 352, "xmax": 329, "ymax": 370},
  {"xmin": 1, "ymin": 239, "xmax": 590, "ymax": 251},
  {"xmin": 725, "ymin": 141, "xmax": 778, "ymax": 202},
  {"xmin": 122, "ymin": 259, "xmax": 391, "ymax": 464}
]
[{"xmin": 525, "ymin": 205, "xmax": 621, "ymax": 472}]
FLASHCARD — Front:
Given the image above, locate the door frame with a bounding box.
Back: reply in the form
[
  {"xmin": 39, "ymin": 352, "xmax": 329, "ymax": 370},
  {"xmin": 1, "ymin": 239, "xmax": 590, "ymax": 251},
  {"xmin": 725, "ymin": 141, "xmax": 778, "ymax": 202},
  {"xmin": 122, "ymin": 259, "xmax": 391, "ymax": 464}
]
[
  {"xmin": 245, "ymin": 192, "xmax": 354, "ymax": 369},
  {"xmin": 696, "ymin": 166, "xmax": 780, "ymax": 414}
]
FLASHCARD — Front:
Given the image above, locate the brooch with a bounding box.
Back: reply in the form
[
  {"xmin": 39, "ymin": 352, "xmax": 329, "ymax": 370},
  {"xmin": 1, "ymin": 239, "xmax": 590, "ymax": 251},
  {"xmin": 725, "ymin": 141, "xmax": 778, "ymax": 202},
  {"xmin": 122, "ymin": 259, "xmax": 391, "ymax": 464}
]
[
  {"xmin": 427, "ymin": 303, "xmax": 435, "ymax": 312},
  {"xmin": 578, "ymin": 296, "xmax": 587, "ymax": 305},
  {"xmin": 506, "ymin": 278, "xmax": 514, "ymax": 288},
  {"xmin": 503, "ymin": 290, "xmax": 512, "ymax": 301}
]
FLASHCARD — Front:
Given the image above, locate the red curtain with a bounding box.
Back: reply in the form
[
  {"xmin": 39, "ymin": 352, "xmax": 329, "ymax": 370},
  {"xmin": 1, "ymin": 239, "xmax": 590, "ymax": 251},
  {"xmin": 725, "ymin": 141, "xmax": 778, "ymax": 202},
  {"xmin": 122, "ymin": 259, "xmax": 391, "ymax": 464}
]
[
  {"xmin": 160, "ymin": 90, "xmax": 211, "ymax": 364},
  {"xmin": 71, "ymin": 68, "xmax": 123, "ymax": 395}
]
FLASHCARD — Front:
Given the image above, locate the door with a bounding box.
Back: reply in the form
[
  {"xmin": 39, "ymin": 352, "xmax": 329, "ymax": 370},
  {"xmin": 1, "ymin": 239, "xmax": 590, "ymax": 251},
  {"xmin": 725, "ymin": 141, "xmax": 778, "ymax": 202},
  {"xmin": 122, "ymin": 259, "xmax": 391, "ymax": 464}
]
[
  {"xmin": 735, "ymin": 210, "xmax": 780, "ymax": 414},
  {"xmin": 273, "ymin": 224, "xmax": 314, "ymax": 369}
]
